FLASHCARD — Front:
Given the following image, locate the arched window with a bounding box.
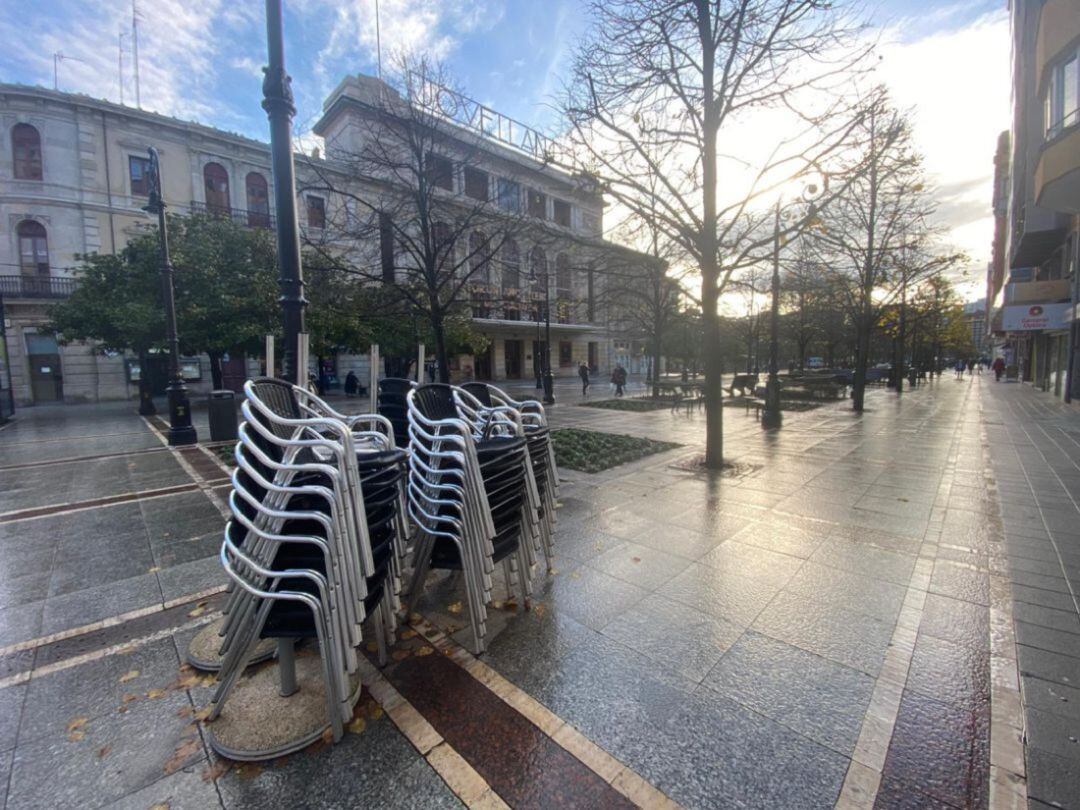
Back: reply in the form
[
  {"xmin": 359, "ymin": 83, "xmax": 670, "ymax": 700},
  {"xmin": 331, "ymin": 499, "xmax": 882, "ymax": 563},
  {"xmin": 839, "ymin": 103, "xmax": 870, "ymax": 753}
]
[
  {"xmin": 245, "ymin": 172, "xmax": 269, "ymax": 227},
  {"xmin": 555, "ymin": 253, "xmax": 572, "ymax": 298},
  {"xmin": 501, "ymin": 239, "xmax": 520, "ymax": 292},
  {"xmin": 469, "ymin": 231, "xmax": 491, "ymax": 283},
  {"xmin": 12, "ymin": 124, "xmax": 43, "ymax": 180},
  {"xmin": 203, "ymin": 162, "xmax": 230, "ymax": 213},
  {"xmin": 18, "ymin": 221, "xmax": 49, "ymax": 275},
  {"xmin": 528, "ymin": 246, "xmax": 547, "ymax": 292}
]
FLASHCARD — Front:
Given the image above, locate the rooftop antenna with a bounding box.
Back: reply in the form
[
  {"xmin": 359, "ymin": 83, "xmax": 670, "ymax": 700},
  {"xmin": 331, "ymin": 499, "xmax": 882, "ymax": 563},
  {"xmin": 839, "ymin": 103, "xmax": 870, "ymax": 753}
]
[
  {"xmin": 118, "ymin": 32, "xmax": 126, "ymax": 104},
  {"xmin": 132, "ymin": 0, "xmax": 142, "ymax": 108},
  {"xmin": 53, "ymin": 52, "xmax": 87, "ymax": 91},
  {"xmin": 374, "ymin": 0, "xmax": 382, "ymax": 79}
]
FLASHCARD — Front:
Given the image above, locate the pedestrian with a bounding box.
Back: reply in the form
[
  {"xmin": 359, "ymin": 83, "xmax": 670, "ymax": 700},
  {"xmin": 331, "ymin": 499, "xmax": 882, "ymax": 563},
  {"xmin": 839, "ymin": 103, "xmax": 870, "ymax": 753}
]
[
  {"xmin": 954, "ymin": 359, "xmax": 965, "ymax": 379},
  {"xmin": 578, "ymin": 362, "xmax": 590, "ymax": 396},
  {"xmin": 611, "ymin": 364, "xmax": 627, "ymax": 397},
  {"xmin": 344, "ymin": 370, "xmax": 359, "ymax": 398},
  {"xmin": 992, "ymin": 356, "xmax": 1006, "ymax": 382}
]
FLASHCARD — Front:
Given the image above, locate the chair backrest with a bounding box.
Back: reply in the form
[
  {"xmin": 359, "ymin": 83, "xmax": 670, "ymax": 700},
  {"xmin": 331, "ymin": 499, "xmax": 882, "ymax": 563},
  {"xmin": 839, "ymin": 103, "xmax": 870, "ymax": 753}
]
[
  {"xmin": 460, "ymin": 382, "xmax": 493, "ymax": 407},
  {"xmin": 247, "ymin": 378, "xmax": 304, "ymax": 443},
  {"xmin": 411, "ymin": 384, "xmax": 461, "ymax": 422}
]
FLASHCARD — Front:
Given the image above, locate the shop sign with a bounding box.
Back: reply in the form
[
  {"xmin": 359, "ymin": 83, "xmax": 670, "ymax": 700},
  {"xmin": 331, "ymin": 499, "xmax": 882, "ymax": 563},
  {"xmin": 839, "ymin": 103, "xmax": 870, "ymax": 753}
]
[{"xmin": 1002, "ymin": 303, "xmax": 1071, "ymax": 331}]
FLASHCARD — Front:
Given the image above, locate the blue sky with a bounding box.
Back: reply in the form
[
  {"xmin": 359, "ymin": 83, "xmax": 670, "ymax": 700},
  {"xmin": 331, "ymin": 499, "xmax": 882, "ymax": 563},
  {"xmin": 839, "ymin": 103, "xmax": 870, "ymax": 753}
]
[{"xmin": 0, "ymin": 0, "xmax": 1010, "ymax": 298}]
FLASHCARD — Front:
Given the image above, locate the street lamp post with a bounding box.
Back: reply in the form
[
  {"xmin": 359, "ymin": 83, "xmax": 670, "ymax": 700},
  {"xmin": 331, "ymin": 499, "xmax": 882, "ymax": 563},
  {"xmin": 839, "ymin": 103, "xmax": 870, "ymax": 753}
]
[
  {"xmin": 528, "ymin": 266, "xmax": 555, "ymax": 404},
  {"xmin": 761, "ymin": 201, "xmax": 783, "ymax": 429},
  {"xmin": 144, "ymin": 147, "xmax": 197, "ymax": 446},
  {"xmin": 263, "ymin": 0, "xmax": 307, "ymax": 385}
]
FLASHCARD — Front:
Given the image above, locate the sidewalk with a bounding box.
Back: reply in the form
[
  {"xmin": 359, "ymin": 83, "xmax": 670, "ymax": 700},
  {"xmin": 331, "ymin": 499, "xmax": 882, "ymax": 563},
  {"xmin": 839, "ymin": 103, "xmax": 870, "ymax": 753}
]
[{"xmin": 0, "ymin": 377, "xmax": 1072, "ymax": 808}]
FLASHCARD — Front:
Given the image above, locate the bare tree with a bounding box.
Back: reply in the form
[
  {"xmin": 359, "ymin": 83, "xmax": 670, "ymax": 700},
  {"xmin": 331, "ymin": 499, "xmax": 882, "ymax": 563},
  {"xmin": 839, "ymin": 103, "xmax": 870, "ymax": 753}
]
[
  {"xmin": 810, "ymin": 92, "xmax": 936, "ymax": 410},
  {"xmin": 301, "ymin": 57, "xmax": 539, "ymax": 383},
  {"xmin": 563, "ymin": 0, "xmax": 871, "ymax": 467}
]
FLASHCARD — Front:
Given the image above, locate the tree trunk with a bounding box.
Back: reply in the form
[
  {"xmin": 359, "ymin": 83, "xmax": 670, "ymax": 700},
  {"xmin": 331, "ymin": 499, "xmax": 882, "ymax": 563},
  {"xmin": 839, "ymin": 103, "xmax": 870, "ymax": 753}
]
[
  {"xmin": 896, "ymin": 286, "xmax": 907, "ymax": 395},
  {"xmin": 431, "ymin": 307, "xmax": 450, "ymax": 384},
  {"xmin": 208, "ymin": 351, "xmax": 224, "ymax": 390},
  {"xmin": 852, "ymin": 305, "xmax": 871, "ymax": 412}
]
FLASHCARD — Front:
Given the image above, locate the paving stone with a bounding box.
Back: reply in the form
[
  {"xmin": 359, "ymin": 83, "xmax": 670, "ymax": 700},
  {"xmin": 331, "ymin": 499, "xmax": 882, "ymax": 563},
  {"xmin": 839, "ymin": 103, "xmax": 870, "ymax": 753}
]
[
  {"xmin": 39, "ymin": 573, "xmax": 162, "ymax": 637},
  {"xmin": 702, "ymin": 630, "xmax": 874, "ymax": 755},
  {"xmin": 659, "ymin": 562, "xmax": 780, "ymax": 626},
  {"xmin": 1026, "ymin": 746, "xmax": 1080, "ymax": 810},
  {"xmin": 919, "ymin": 593, "xmax": 990, "ymax": 649},
  {"xmin": 539, "ymin": 564, "xmax": 649, "ymax": 631},
  {"xmin": 1017, "ymin": 643, "xmax": 1080, "ymax": 687},
  {"xmin": 0, "ymin": 684, "xmax": 25, "ymax": 753},
  {"xmin": 587, "ymin": 540, "xmax": 693, "ymax": 590}
]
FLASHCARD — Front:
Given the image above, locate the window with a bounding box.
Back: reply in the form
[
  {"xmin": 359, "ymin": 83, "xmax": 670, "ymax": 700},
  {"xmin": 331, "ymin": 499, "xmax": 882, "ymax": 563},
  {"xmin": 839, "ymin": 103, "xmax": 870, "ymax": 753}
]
[
  {"xmin": 129, "ymin": 156, "xmax": 151, "ymax": 195},
  {"xmin": 1045, "ymin": 51, "xmax": 1080, "ymax": 137},
  {"xmin": 559, "ymin": 341, "xmax": 573, "ymax": 367},
  {"xmin": 497, "ymin": 178, "xmax": 521, "ymax": 212},
  {"xmin": 379, "ymin": 213, "xmax": 395, "ymax": 283},
  {"xmin": 12, "ymin": 124, "xmax": 42, "ymax": 181},
  {"xmin": 501, "ymin": 239, "xmax": 520, "ymax": 292},
  {"xmin": 587, "ymin": 262, "xmax": 596, "ymax": 320},
  {"xmin": 555, "ymin": 253, "xmax": 572, "ymax": 298},
  {"xmin": 464, "ymin": 167, "xmax": 489, "ymax": 201},
  {"xmin": 553, "ymin": 199, "xmax": 571, "ymax": 228},
  {"xmin": 306, "ymin": 195, "xmax": 326, "ymax": 229},
  {"xmin": 425, "ymin": 152, "xmax": 454, "ymax": 192},
  {"xmin": 245, "ymin": 172, "xmax": 270, "ymax": 227},
  {"xmin": 529, "ymin": 246, "xmax": 547, "ymax": 291},
  {"xmin": 17, "ymin": 221, "xmax": 49, "ymax": 275},
  {"xmin": 527, "ymin": 188, "xmax": 547, "ymax": 219},
  {"xmin": 203, "ymin": 162, "xmax": 230, "ymax": 213},
  {"xmin": 469, "ymin": 230, "xmax": 492, "ymax": 283},
  {"xmin": 432, "ymin": 221, "xmax": 452, "ymax": 268}
]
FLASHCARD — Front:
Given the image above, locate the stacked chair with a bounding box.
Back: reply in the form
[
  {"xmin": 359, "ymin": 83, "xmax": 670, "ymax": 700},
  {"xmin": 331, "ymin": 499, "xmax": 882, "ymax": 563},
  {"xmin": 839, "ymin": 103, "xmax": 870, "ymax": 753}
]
[
  {"xmin": 377, "ymin": 377, "xmax": 414, "ymax": 448},
  {"xmin": 405, "ymin": 383, "xmax": 555, "ymax": 654},
  {"xmin": 201, "ymin": 378, "xmax": 407, "ymax": 760}
]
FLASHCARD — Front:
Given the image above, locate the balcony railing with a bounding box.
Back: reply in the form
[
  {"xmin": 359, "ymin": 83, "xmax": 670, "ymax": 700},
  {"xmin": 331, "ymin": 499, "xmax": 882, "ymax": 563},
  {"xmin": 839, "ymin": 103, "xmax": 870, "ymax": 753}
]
[
  {"xmin": 189, "ymin": 201, "xmax": 276, "ymax": 230},
  {"xmin": 0, "ymin": 275, "xmax": 79, "ymax": 299}
]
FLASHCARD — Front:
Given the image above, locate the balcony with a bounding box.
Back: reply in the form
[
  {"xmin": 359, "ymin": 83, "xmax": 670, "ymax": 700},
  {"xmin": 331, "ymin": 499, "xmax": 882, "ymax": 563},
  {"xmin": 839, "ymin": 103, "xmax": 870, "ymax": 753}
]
[
  {"xmin": 189, "ymin": 201, "xmax": 276, "ymax": 229},
  {"xmin": 0, "ymin": 275, "xmax": 79, "ymax": 299},
  {"xmin": 1035, "ymin": 126, "xmax": 1080, "ymax": 213},
  {"xmin": 1005, "ymin": 278, "xmax": 1072, "ymax": 305}
]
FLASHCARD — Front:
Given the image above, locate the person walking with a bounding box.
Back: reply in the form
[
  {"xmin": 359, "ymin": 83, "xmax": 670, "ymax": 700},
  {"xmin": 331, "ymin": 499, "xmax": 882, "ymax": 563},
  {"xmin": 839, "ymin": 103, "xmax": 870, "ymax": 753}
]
[
  {"xmin": 992, "ymin": 356, "xmax": 1006, "ymax": 381},
  {"xmin": 954, "ymin": 359, "xmax": 965, "ymax": 379},
  {"xmin": 578, "ymin": 362, "xmax": 590, "ymax": 396},
  {"xmin": 344, "ymin": 370, "xmax": 359, "ymax": 398},
  {"xmin": 611, "ymin": 364, "xmax": 627, "ymax": 397}
]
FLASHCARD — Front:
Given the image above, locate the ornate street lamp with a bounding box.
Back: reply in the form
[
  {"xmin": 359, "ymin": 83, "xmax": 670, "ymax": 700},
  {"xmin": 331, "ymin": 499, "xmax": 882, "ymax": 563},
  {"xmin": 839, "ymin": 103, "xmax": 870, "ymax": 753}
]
[
  {"xmin": 762, "ymin": 175, "xmax": 826, "ymax": 430},
  {"xmin": 143, "ymin": 147, "xmax": 197, "ymax": 446},
  {"xmin": 527, "ymin": 264, "xmax": 555, "ymax": 404},
  {"xmin": 263, "ymin": 0, "xmax": 307, "ymax": 385}
]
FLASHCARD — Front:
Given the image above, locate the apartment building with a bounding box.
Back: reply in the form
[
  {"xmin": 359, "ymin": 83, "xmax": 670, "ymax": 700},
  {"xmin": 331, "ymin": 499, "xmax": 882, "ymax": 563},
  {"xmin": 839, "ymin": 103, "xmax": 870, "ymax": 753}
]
[
  {"xmin": 0, "ymin": 76, "xmax": 656, "ymax": 406},
  {"xmin": 997, "ymin": 0, "xmax": 1080, "ymax": 399}
]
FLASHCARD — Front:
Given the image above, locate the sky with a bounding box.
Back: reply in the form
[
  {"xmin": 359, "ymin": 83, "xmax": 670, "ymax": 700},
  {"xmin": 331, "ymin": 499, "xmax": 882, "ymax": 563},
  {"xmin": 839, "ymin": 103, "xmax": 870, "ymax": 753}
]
[{"xmin": 0, "ymin": 0, "xmax": 1010, "ymax": 301}]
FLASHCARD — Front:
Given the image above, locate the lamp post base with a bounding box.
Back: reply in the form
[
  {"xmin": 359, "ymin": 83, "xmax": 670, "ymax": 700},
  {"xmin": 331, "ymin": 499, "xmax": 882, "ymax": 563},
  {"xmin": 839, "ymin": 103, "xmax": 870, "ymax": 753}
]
[
  {"xmin": 542, "ymin": 372, "xmax": 555, "ymax": 405},
  {"xmin": 166, "ymin": 382, "xmax": 198, "ymax": 446}
]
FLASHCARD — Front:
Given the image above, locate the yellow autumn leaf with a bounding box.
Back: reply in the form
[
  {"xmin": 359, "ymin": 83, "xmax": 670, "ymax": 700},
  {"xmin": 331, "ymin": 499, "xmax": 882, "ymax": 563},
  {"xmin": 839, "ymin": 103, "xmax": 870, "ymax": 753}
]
[
  {"xmin": 415, "ymin": 646, "xmax": 434, "ymax": 657},
  {"xmin": 118, "ymin": 670, "xmax": 139, "ymax": 683},
  {"xmin": 347, "ymin": 717, "xmax": 367, "ymax": 734},
  {"xmin": 66, "ymin": 717, "xmax": 89, "ymax": 733},
  {"xmin": 447, "ymin": 602, "xmax": 463, "ymax": 615},
  {"xmin": 400, "ymin": 628, "xmax": 417, "ymax": 640},
  {"xmin": 391, "ymin": 649, "xmax": 411, "ymax": 661},
  {"xmin": 68, "ymin": 730, "xmax": 85, "ymax": 743},
  {"xmin": 147, "ymin": 689, "xmax": 166, "ymax": 700}
]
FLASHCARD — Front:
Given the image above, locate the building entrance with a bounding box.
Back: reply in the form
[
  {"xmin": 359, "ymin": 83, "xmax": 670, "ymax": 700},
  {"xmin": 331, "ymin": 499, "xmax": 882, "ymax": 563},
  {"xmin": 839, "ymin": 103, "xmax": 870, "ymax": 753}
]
[
  {"xmin": 504, "ymin": 340, "xmax": 523, "ymax": 379},
  {"xmin": 25, "ymin": 333, "xmax": 62, "ymax": 402}
]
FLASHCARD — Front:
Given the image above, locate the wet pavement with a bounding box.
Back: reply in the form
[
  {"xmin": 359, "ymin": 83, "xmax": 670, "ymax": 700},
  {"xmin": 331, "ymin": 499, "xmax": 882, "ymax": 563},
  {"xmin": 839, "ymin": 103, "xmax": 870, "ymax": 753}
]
[{"xmin": 0, "ymin": 376, "xmax": 1072, "ymax": 808}]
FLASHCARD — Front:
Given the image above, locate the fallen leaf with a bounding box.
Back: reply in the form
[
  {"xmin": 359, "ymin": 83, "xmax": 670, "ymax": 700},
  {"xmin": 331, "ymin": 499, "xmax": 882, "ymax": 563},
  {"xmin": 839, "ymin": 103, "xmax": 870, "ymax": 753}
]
[
  {"xmin": 150, "ymin": 804, "xmax": 170, "ymax": 810},
  {"xmin": 368, "ymin": 705, "xmax": 385, "ymax": 720},
  {"xmin": 163, "ymin": 739, "xmax": 201, "ymax": 775},
  {"xmin": 533, "ymin": 603, "xmax": 547, "ymax": 619},
  {"xmin": 67, "ymin": 730, "xmax": 85, "ymax": 743},
  {"xmin": 502, "ymin": 600, "xmax": 518, "ymax": 611},
  {"xmin": 201, "ymin": 761, "xmax": 231, "ymax": 783},
  {"xmin": 176, "ymin": 706, "xmax": 193, "ymax": 719},
  {"xmin": 408, "ymin": 612, "xmax": 422, "ymax": 624},
  {"xmin": 321, "ymin": 727, "xmax": 334, "ymax": 745},
  {"xmin": 490, "ymin": 600, "xmax": 504, "ymax": 610},
  {"xmin": 548, "ymin": 567, "xmax": 560, "ymax": 575},
  {"xmin": 147, "ymin": 689, "xmax": 166, "ymax": 700},
  {"xmin": 447, "ymin": 602, "xmax": 463, "ymax": 615},
  {"xmin": 347, "ymin": 716, "xmax": 367, "ymax": 734},
  {"xmin": 631, "ymin": 557, "xmax": 642, "ymax": 563},
  {"xmin": 118, "ymin": 670, "xmax": 139, "ymax": 684},
  {"xmin": 400, "ymin": 628, "xmax": 417, "ymax": 640},
  {"xmin": 391, "ymin": 650, "xmax": 411, "ymax": 661},
  {"xmin": 194, "ymin": 706, "xmax": 214, "ymax": 722},
  {"xmin": 415, "ymin": 646, "xmax": 434, "ymax": 657},
  {"xmin": 97, "ymin": 745, "xmax": 112, "ymax": 759},
  {"xmin": 66, "ymin": 717, "xmax": 89, "ymax": 733},
  {"xmin": 570, "ymin": 571, "xmax": 582, "ymax": 580},
  {"xmin": 123, "ymin": 693, "xmax": 140, "ymax": 704},
  {"xmin": 188, "ymin": 605, "xmax": 207, "ymax": 618},
  {"xmin": 234, "ymin": 763, "xmax": 264, "ymax": 781},
  {"xmin": 365, "ymin": 641, "xmax": 379, "ymax": 653}
]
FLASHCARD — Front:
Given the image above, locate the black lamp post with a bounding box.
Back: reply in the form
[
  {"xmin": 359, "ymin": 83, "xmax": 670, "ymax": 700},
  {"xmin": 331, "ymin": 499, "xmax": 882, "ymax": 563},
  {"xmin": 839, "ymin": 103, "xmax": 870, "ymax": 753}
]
[
  {"xmin": 263, "ymin": 0, "xmax": 307, "ymax": 385},
  {"xmin": 144, "ymin": 147, "xmax": 197, "ymax": 446},
  {"xmin": 761, "ymin": 200, "xmax": 783, "ymax": 429},
  {"xmin": 534, "ymin": 308, "xmax": 543, "ymax": 390},
  {"xmin": 528, "ymin": 265, "xmax": 555, "ymax": 404}
]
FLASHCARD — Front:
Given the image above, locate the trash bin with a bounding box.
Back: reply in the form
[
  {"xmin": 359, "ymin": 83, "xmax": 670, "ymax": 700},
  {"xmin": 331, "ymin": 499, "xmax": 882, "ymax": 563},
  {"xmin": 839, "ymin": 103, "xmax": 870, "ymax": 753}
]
[{"xmin": 208, "ymin": 390, "xmax": 238, "ymax": 442}]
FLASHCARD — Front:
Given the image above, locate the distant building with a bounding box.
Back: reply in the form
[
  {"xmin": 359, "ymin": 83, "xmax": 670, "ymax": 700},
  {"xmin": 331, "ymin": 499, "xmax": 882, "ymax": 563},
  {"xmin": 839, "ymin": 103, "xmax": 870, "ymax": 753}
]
[
  {"xmin": 0, "ymin": 77, "xmax": 656, "ymax": 406},
  {"xmin": 998, "ymin": 0, "xmax": 1080, "ymax": 400},
  {"xmin": 964, "ymin": 299, "xmax": 989, "ymax": 355}
]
